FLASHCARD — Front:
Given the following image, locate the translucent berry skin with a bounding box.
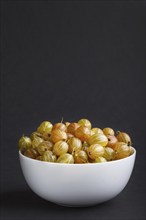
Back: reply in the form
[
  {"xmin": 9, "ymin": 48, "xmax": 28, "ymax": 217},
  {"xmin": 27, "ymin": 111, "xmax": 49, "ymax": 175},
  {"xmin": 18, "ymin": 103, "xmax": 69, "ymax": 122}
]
[
  {"xmin": 37, "ymin": 141, "xmax": 53, "ymax": 155},
  {"xmin": 87, "ymin": 144, "xmax": 105, "ymax": 160},
  {"xmin": 106, "ymin": 135, "xmax": 118, "ymax": 149},
  {"xmin": 67, "ymin": 123, "xmax": 80, "ymax": 135},
  {"xmin": 116, "ymin": 131, "xmax": 132, "ymax": 145},
  {"xmin": 67, "ymin": 137, "xmax": 82, "ymax": 154},
  {"xmin": 78, "ymin": 119, "xmax": 92, "ymax": 129},
  {"xmin": 94, "ymin": 156, "xmax": 107, "ymax": 163},
  {"xmin": 91, "ymin": 128, "xmax": 103, "ymax": 135},
  {"xmin": 18, "ymin": 136, "xmax": 32, "ymax": 151},
  {"xmin": 114, "ymin": 142, "xmax": 131, "ymax": 159},
  {"xmin": 103, "ymin": 147, "xmax": 115, "ymax": 161},
  {"xmin": 24, "ymin": 148, "xmax": 39, "ymax": 159},
  {"xmin": 42, "ymin": 150, "xmax": 56, "ymax": 162},
  {"xmin": 53, "ymin": 141, "xmax": 69, "ymax": 156},
  {"xmin": 88, "ymin": 133, "xmax": 108, "ymax": 147},
  {"xmin": 74, "ymin": 150, "xmax": 88, "ymax": 163},
  {"xmin": 37, "ymin": 121, "xmax": 53, "ymax": 135},
  {"xmin": 52, "ymin": 123, "xmax": 67, "ymax": 132},
  {"xmin": 103, "ymin": 127, "xmax": 115, "ymax": 136},
  {"xmin": 32, "ymin": 136, "xmax": 44, "ymax": 148},
  {"xmin": 50, "ymin": 129, "xmax": 67, "ymax": 143},
  {"xmin": 75, "ymin": 126, "xmax": 91, "ymax": 141},
  {"xmin": 57, "ymin": 153, "xmax": 74, "ymax": 164}
]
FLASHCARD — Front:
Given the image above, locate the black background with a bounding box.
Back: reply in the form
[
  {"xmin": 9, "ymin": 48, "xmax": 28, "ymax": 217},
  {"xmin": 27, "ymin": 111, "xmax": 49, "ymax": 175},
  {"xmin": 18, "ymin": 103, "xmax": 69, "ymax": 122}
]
[{"xmin": 0, "ymin": 1, "xmax": 145, "ymax": 220}]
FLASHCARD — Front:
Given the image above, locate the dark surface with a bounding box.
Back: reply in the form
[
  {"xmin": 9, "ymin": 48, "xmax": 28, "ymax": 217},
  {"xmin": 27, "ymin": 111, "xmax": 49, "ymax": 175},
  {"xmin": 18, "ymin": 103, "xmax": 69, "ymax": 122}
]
[{"xmin": 0, "ymin": 1, "xmax": 145, "ymax": 220}]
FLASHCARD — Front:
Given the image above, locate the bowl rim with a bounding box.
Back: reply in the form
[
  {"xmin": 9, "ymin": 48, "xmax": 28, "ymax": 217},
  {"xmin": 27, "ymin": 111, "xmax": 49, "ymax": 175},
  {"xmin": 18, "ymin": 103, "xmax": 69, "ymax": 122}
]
[{"xmin": 19, "ymin": 147, "xmax": 136, "ymax": 166}]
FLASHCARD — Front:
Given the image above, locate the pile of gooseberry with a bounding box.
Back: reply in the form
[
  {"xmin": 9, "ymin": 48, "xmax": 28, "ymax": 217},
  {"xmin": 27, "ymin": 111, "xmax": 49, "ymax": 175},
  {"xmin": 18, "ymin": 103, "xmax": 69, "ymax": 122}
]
[{"xmin": 18, "ymin": 119, "xmax": 134, "ymax": 164}]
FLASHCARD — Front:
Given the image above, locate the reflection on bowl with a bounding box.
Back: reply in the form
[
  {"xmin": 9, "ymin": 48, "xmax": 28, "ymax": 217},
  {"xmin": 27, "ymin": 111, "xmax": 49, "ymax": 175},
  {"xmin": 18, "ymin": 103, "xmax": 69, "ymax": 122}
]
[{"xmin": 19, "ymin": 148, "xmax": 136, "ymax": 207}]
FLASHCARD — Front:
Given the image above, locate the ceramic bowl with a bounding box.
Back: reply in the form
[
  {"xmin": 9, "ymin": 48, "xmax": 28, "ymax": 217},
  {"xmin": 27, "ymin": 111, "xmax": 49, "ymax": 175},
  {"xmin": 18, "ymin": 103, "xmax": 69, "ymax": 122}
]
[{"xmin": 19, "ymin": 148, "xmax": 136, "ymax": 207}]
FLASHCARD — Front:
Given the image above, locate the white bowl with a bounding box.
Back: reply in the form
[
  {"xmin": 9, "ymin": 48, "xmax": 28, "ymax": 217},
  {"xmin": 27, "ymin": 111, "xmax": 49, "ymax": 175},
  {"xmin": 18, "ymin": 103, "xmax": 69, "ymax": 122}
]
[{"xmin": 19, "ymin": 148, "xmax": 136, "ymax": 207}]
